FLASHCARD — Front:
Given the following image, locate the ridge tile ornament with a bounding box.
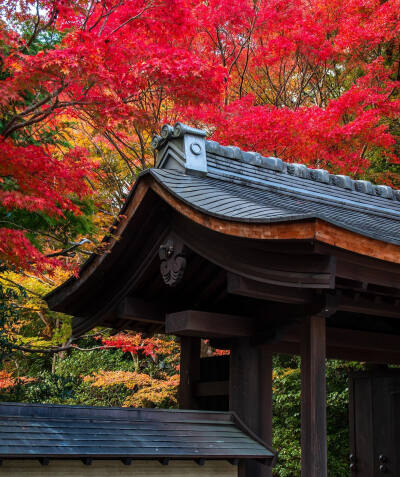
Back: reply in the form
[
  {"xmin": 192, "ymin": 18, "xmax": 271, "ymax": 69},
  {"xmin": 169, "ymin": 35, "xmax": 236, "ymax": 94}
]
[
  {"xmin": 153, "ymin": 123, "xmax": 400, "ymax": 201},
  {"xmin": 152, "ymin": 122, "xmax": 207, "ymax": 177}
]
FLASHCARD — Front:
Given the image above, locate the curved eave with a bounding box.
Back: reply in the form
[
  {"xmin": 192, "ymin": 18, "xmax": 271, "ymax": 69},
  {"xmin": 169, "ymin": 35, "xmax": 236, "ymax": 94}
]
[
  {"xmin": 45, "ymin": 169, "xmax": 400, "ymax": 317},
  {"xmin": 148, "ymin": 170, "xmax": 400, "ymax": 263},
  {"xmin": 45, "ymin": 170, "xmax": 153, "ymax": 313}
]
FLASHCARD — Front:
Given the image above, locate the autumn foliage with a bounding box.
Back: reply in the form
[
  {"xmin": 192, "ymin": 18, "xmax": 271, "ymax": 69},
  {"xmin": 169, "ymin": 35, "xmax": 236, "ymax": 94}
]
[
  {"xmin": 81, "ymin": 333, "xmax": 180, "ymax": 408},
  {"xmin": 1, "ymin": 0, "xmax": 400, "ymax": 272},
  {"xmin": 100, "ymin": 333, "xmax": 179, "ymax": 358},
  {"xmin": 0, "ymin": 370, "xmax": 35, "ymax": 389},
  {"xmin": 84, "ymin": 371, "xmax": 179, "ymax": 408},
  {"xmin": 0, "ymin": 3, "xmax": 400, "ymax": 474}
]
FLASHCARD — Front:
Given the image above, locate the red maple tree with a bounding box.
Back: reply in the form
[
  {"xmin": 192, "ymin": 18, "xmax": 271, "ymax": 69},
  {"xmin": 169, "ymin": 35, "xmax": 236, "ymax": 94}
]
[{"xmin": 1, "ymin": 0, "xmax": 400, "ymax": 271}]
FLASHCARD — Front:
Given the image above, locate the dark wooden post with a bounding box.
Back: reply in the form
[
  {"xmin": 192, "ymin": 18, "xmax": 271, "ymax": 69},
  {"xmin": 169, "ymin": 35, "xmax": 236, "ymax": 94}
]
[
  {"xmin": 179, "ymin": 336, "xmax": 201, "ymax": 409},
  {"xmin": 230, "ymin": 338, "xmax": 273, "ymax": 477},
  {"xmin": 301, "ymin": 315, "xmax": 327, "ymax": 477}
]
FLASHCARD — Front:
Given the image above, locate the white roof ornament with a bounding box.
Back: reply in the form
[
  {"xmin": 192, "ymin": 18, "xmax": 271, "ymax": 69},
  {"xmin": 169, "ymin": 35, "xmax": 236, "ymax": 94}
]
[
  {"xmin": 152, "ymin": 123, "xmax": 400, "ymax": 202},
  {"xmin": 153, "ymin": 122, "xmax": 207, "ymax": 177}
]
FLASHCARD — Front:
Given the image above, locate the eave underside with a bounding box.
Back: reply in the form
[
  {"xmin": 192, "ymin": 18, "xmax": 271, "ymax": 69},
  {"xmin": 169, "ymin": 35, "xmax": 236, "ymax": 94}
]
[{"xmin": 45, "ymin": 176, "xmax": 400, "ymax": 362}]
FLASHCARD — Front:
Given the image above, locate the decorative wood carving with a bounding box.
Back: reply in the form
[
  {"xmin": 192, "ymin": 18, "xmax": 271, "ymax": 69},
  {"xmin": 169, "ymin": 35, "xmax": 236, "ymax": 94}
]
[{"xmin": 159, "ymin": 237, "xmax": 187, "ymax": 287}]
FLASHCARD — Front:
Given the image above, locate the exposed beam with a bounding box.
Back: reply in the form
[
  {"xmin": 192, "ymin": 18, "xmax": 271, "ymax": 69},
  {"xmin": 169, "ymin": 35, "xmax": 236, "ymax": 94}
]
[
  {"xmin": 227, "ymin": 273, "xmax": 312, "ymax": 304},
  {"xmin": 267, "ymin": 326, "xmax": 400, "ymax": 364},
  {"xmin": 336, "ymin": 259, "xmax": 400, "ymax": 289},
  {"xmin": 326, "ymin": 346, "xmax": 400, "ymax": 364},
  {"xmin": 283, "ymin": 325, "xmax": 400, "ymax": 353},
  {"xmin": 118, "ymin": 296, "xmax": 165, "ymax": 324},
  {"xmin": 268, "ymin": 341, "xmax": 400, "ymax": 364},
  {"xmin": 227, "ymin": 273, "xmax": 400, "ymax": 318},
  {"xmin": 315, "ymin": 242, "xmax": 400, "ymax": 284},
  {"xmin": 166, "ymin": 310, "xmax": 255, "ymax": 338},
  {"xmin": 173, "ymin": 217, "xmax": 335, "ymax": 288},
  {"xmin": 339, "ymin": 294, "xmax": 400, "ymax": 318},
  {"xmin": 335, "ymin": 278, "xmax": 400, "ymax": 298}
]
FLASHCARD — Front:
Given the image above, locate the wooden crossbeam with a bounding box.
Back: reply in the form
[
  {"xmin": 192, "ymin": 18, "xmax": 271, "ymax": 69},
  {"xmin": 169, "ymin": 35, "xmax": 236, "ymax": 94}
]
[
  {"xmin": 166, "ymin": 310, "xmax": 255, "ymax": 337},
  {"xmin": 339, "ymin": 295, "xmax": 400, "ymax": 318},
  {"xmin": 118, "ymin": 296, "xmax": 165, "ymax": 324},
  {"xmin": 283, "ymin": 325, "xmax": 400, "ymax": 352},
  {"xmin": 227, "ymin": 273, "xmax": 312, "ymax": 304},
  {"xmin": 228, "ymin": 273, "xmax": 400, "ymax": 318},
  {"xmin": 267, "ymin": 326, "xmax": 400, "ymax": 364},
  {"xmin": 166, "ymin": 308, "xmax": 400, "ymax": 363}
]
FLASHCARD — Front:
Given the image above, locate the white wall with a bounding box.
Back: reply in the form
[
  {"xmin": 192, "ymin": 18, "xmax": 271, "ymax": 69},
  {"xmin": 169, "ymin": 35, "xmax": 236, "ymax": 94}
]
[{"xmin": 0, "ymin": 460, "xmax": 237, "ymax": 477}]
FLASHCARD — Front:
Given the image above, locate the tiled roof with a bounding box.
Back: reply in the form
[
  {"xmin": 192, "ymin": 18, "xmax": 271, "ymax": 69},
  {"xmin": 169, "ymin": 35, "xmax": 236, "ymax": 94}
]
[
  {"xmin": 0, "ymin": 402, "xmax": 275, "ymax": 462},
  {"xmin": 151, "ymin": 123, "xmax": 400, "ymax": 245}
]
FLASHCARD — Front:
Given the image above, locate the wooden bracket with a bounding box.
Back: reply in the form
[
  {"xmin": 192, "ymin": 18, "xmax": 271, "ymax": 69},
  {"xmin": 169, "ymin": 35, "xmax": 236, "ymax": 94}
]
[{"xmin": 309, "ymin": 292, "xmax": 339, "ymax": 318}]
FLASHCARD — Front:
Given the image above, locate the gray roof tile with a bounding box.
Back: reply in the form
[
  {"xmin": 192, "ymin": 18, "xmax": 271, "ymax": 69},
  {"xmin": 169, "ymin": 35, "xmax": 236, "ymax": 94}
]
[
  {"xmin": 0, "ymin": 403, "xmax": 274, "ymax": 461},
  {"xmin": 151, "ymin": 123, "xmax": 400, "ymax": 245}
]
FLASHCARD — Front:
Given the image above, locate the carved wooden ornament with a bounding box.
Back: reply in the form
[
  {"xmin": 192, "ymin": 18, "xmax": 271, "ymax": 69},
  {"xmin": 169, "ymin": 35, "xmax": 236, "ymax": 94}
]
[{"xmin": 159, "ymin": 237, "xmax": 186, "ymax": 287}]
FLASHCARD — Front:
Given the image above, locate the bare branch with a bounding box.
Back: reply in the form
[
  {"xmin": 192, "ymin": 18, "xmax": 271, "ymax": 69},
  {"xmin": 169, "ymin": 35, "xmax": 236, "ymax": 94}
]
[
  {"xmin": 45, "ymin": 239, "xmax": 92, "ymax": 258},
  {"xmin": 25, "ymin": 5, "xmax": 59, "ymax": 50},
  {"xmin": 0, "ymin": 276, "xmax": 43, "ymax": 298},
  {"xmin": 109, "ymin": 3, "xmax": 153, "ymax": 36},
  {"xmin": 8, "ymin": 339, "xmax": 115, "ymax": 354}
]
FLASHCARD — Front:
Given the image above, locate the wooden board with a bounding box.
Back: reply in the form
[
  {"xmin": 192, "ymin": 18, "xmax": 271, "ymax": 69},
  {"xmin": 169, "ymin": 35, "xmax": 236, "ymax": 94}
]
[{"xmin": 0, "ymin": 460, "xmax": 236, "ymax": 477}]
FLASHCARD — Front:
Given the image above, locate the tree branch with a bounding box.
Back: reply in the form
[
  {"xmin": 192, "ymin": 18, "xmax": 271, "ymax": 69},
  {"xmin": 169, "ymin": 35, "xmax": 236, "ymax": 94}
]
[{"xmin": 109, "ymin": 3, "xmax": 154, "ymax": 36}]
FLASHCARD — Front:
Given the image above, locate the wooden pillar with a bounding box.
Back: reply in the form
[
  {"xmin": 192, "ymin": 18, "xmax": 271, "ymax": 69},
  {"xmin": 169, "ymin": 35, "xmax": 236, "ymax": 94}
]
[
  {"xmin": 230, "ymin": 338, "xmax": 273, "ymax": 477},
  {"xmin": 301, "ymin": 315, "xmax": 327, "ymax": 477},
  {"xmin": 179, "ymin": 336, "xmax": 201, "ymax": 409}
]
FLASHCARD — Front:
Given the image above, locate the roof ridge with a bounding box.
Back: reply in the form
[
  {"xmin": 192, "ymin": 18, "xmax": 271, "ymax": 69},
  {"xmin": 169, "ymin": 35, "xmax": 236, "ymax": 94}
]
[{"xmin": 153, "ymin": 123, "xmax": 400, "ymax": 202}]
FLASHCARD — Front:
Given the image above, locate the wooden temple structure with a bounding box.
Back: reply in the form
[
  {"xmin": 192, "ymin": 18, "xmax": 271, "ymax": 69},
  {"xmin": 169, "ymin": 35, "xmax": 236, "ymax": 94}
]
[{"xmin": 46, "ymin": 123, "xmax": 400, "ymax": 476}]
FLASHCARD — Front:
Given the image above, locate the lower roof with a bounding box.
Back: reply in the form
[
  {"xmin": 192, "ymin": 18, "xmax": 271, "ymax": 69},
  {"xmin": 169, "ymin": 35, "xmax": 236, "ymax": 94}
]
[{"xmin": 0, "ymin": 403, "xmax": 275, "ymax": 463}]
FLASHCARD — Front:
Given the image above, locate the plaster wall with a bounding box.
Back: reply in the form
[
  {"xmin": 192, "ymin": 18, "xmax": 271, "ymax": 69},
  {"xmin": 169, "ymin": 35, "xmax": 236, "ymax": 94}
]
[{"xmin": 0, "ymin": 460, "xmax": 236, "ymax": 477}]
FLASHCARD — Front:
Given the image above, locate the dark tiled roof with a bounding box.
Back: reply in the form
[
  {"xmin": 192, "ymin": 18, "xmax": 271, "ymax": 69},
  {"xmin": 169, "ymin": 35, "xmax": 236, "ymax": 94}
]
[
  {"xmin": 151, "ymin": 123, "xmax": 400, "ymax": 245},
  {"xmin": 0, "ymin": 403, "xmax": 275, "ymax": 462}
]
